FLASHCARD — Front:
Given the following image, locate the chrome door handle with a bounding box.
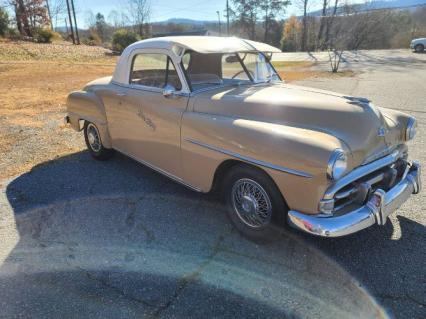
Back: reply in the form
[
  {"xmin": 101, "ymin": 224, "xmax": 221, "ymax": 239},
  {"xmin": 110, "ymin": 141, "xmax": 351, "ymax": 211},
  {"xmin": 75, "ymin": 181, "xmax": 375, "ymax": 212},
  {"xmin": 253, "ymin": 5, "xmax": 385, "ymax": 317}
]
[{"xmin": 116, "ymin": 92, "xmax": 126, "ymax": 97}]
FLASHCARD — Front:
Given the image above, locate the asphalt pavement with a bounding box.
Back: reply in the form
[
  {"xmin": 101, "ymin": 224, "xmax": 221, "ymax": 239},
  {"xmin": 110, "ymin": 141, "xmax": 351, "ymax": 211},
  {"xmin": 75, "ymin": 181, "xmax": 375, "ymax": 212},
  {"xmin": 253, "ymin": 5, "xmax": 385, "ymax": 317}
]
[{"xmin": 1, "ymin": 50, "xmax": 425, "ymax": 319}]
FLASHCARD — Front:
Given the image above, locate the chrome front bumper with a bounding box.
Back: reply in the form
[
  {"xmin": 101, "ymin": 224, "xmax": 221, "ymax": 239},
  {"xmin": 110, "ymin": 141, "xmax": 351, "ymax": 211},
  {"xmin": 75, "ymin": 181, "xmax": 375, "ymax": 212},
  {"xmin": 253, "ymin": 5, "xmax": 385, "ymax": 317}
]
[{"xmin": 288, "ymin": 162, "xmax": 421, "ymax": 237}]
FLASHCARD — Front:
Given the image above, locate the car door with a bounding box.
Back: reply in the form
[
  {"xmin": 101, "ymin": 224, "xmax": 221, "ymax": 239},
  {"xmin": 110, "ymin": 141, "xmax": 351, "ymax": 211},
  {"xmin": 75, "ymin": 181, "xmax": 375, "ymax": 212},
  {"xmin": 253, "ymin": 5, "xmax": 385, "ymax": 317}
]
[{"xmin": 104, "ymin": 50, "xmax": 189, "ymax": 178}]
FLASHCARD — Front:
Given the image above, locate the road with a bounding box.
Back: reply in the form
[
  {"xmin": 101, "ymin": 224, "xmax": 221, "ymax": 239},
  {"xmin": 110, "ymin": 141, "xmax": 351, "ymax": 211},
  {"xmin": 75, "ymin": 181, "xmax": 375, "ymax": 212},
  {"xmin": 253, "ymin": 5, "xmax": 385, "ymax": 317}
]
[
  {"xmin": 1, "ymin": 51, "xmax": 425, "ymax": 319},
  {"xmin": 273, "ymin": 49, "xmax": 426, "ymax": 68}
]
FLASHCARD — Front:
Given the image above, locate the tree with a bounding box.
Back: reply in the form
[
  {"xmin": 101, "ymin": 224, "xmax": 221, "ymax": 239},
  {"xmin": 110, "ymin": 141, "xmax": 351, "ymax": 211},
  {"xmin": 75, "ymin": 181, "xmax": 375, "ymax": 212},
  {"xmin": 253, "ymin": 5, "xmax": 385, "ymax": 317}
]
[
  {"xmin": 8, "ymin": 0, "xmax": 49, "ymax": 36},
  {"xmin": 127, "ymin": 0, "xmax": 150, "ymax": 37},
  {"xmin": 323, "ymin": 0, "xmax": 339, "ymax": 49},
  {"xmin": 48, "ymin": 0, "xmax": 67, "ymax": 31},
  {"xmin": 297, "ymin": 0, "xmax": 309, "ymax": 51},
  {"xmin": 317, "ymin": 0, "xmax": 328, "ymax": 49},
  {"xmin": 95, "ymin": 12, "xmax": 107, "ymax": 42},
  {"xmin": 112, "ymin": 28, "xmax": 139, "ymax": 52},
  {"xmin": 260, "ymin": 0, "xmax": 290, "ymax": 42},
  {"xmin": 281, "ymin": 15, "xmax": 301, "ymax": 51},
  {"xmin": 231, "ymin": 0, "xmax": 260, "ymax": 40},
  {"xmin": 0, "ymin": 7, "xmax": 9, "ymax": 36}
]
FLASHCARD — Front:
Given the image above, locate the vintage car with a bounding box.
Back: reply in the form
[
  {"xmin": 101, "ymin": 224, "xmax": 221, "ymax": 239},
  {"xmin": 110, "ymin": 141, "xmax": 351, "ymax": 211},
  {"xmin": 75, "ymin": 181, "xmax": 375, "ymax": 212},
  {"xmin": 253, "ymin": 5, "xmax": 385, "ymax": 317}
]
[{"xmin": 65, "ymin": 36, "xmax": 421, "ymax": 240}]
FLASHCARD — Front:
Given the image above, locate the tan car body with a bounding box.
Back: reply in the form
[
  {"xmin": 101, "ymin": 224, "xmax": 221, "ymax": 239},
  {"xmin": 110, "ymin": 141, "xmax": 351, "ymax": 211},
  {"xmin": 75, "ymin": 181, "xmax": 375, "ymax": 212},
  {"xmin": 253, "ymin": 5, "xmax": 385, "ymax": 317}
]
[{"xmin": 66, "ymin": 37, "xmax": 420, "ymax": 237}]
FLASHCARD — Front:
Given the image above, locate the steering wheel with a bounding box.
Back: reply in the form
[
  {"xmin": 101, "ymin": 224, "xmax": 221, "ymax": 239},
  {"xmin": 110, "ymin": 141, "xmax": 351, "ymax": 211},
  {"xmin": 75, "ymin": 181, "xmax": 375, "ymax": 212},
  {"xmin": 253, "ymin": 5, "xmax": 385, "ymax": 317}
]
[{"xmin": 232, "ymin": 70, "xmax": 254, "ymax": 79}]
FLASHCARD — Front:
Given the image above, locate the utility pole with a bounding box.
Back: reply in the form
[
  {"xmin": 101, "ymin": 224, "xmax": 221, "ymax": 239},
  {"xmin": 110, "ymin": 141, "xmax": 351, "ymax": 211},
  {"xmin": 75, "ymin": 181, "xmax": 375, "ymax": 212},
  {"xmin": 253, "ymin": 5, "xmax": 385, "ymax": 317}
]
[
  {"xmin": 65, "ymin": 0, "xmax": 75, "ymax": 44},
  {"xmin": 226, "ymin": 0, "xmax": 230, "ymax": 36},
  {"xmin": 70, "ymin": 0, "xmax": 80, "ymax": 44},
  {"xmin": 217, "ymin": 11, "xmax": 221, "ymax": 36}
]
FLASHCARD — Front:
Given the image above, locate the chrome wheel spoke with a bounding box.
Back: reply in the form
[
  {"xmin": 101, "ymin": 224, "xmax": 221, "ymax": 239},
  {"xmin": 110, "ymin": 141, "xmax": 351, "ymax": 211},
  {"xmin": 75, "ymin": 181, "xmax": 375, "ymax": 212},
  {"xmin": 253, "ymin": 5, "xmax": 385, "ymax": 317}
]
[
  {"xmin": 231, "ymin": 178, "xmax": 272, "ymax": 228},
  {"xmin": 87, "ymin": 124, "xmax": 102, "ymax": 152}
]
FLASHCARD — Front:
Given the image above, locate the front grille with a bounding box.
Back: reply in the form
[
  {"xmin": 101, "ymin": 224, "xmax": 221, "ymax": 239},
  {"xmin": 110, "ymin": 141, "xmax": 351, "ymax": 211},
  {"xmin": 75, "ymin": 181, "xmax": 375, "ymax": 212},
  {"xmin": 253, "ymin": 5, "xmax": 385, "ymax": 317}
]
[{"xmin": 332, "ymin": 159, "xmax": 408, "ymax": 214}]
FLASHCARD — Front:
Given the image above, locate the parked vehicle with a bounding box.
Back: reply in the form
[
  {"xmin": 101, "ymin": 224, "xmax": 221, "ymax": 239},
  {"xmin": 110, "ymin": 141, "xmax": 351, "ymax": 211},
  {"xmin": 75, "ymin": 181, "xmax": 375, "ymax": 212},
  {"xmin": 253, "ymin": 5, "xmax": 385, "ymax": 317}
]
[
  {"xmin": 65, "ymin": 36, "xmax": 421, "ymax": 241},
  {"xmin": 411, "ymin": 38, "xmax": 426, "ymax": 53}
]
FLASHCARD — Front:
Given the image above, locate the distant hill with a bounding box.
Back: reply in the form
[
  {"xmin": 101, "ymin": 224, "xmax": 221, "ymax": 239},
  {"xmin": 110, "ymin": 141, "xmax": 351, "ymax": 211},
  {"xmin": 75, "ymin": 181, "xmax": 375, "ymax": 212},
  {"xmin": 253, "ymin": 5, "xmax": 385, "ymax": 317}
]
[
  {"xmin": 310, "ymin": 0, "xmax": 426, "ymax": 16},
  {"xmin": 360, "ymin": 0, "xmax": 426, "ymax": 9},
  {"xmin": 152, "ymin": 18, "xmax": 215, "ymax": 26}
]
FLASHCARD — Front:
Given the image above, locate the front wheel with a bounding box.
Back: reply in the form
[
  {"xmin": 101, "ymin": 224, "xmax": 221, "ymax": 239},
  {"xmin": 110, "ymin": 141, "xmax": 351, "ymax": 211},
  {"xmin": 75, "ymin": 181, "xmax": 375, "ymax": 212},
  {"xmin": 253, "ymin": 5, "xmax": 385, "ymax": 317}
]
[
  {"xmin": 222, "ymin": 165, "xmax": 288, "ymax": 242},
  {"xmin": 84, "ymin": 121, "xmax": 114, "ymax": 160},
  {"xmin": 414, "ymin": 44, "xmax": 425, "ymax": 53}
]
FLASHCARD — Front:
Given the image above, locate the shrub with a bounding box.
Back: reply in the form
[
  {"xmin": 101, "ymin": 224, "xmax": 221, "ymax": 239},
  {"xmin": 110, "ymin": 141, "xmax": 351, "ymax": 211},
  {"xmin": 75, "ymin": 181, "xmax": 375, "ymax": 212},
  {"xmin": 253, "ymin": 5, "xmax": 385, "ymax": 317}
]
[
  {"xmin": 33, "ymin": 28, "xmax": 56, "ymax": 43},
  {"xmin": 83, "ymin": 30, "xmax": 102, "ymax": 46},
  {"xmin": 112, "ymin": 29, "xmax": 139, "ymax": 53},
  {"xmin": 6, "ymin": 28, "xmax": 20, "ymax": 40}
]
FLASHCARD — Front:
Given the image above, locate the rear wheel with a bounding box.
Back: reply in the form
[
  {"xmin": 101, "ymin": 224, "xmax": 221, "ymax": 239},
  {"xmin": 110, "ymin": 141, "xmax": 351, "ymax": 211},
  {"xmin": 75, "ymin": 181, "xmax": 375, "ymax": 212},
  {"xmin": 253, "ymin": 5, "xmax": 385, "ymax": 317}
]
[
  {"xmin": 84, "ymin": 121, "xmax": 114, "ymax": 160},
  {"xmin": 415, "ymin": 44, "xmax": 425, "ymax": 53},
  {"xmin": 222, "ymin": 164, "xmax": 288, "ymax": 242}
]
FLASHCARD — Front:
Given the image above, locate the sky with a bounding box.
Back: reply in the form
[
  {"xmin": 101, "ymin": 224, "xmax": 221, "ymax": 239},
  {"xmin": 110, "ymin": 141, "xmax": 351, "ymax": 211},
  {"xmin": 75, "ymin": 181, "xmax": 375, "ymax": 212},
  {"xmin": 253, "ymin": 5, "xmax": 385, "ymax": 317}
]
[{"xmin": 74, "ymin": 0, "xmax": 368, "ymax": 28}]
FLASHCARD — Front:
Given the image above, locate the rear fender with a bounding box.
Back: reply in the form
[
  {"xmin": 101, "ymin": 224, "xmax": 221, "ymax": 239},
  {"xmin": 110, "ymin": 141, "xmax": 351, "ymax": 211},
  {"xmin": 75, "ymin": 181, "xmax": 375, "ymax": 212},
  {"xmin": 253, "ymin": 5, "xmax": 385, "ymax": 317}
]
[{"xmin": 66, "ymin": 90, "xmax": 112, "ymax": 148}]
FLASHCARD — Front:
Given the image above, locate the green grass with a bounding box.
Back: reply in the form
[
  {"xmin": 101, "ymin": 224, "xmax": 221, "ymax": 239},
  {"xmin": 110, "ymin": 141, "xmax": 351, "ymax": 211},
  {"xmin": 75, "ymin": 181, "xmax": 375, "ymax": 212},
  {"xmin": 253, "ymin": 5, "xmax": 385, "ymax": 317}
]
[{"xmin": 272, "ymin": 61, "xmax": 314, "ymax": 69}]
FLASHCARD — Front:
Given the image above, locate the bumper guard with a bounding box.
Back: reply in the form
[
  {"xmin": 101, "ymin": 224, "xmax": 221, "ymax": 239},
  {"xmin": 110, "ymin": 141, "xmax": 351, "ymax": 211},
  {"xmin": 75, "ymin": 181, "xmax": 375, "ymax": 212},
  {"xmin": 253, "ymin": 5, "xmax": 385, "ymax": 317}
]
[{"xmin": 288, "ymin": 161, "xmax": 421, "ymax": 237}]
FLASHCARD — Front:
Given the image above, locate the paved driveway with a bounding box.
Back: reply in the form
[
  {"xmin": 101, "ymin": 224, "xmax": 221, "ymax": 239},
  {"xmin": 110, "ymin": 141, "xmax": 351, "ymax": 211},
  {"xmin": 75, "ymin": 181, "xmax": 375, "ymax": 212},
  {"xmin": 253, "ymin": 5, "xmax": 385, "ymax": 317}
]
[{"xmin": 1, "ymin": 54, "xmax": 425, "ymax": 319}]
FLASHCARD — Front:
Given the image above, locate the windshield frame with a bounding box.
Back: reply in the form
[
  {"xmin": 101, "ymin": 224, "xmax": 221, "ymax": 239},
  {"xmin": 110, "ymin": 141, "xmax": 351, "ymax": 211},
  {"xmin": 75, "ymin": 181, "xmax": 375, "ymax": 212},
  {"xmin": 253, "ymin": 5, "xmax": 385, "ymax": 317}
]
[{"xmin": 180, "ymin": 51, "xmax": 282, "ymax": 93}]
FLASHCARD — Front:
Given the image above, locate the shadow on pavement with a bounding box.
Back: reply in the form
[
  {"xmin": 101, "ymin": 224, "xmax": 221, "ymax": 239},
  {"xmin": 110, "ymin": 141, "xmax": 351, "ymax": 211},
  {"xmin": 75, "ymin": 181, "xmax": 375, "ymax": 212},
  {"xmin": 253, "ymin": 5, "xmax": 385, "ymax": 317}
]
[{"xmin": 0, "ymin": 151, "xmax": 421, "ymax": 318}]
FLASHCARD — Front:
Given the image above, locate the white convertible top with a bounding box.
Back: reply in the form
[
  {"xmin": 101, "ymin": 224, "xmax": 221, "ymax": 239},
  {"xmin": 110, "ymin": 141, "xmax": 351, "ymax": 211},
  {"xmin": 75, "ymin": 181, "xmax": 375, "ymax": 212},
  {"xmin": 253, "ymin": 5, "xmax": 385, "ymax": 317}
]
[
  {"xmin": 125, "ymin": 36, "xmax": 281, "ymax": 54},
  {"xmin": 113, "ymin": 36, "xmax": 281, "ymax": 85}
]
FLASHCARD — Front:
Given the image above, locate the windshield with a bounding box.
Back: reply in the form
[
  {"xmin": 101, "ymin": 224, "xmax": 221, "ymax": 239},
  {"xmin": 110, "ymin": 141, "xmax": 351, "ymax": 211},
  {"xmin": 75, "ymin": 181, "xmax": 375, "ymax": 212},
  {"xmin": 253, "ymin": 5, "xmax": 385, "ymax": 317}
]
[{"xmin": 181, "ymin": 51, "xmax": 280, "ymax": 91}]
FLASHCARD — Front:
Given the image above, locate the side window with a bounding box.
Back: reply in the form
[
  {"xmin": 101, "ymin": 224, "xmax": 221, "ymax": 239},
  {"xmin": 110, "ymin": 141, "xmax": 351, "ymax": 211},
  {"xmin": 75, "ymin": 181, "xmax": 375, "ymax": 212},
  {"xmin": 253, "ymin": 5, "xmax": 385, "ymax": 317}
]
[{"xmin": 130, "ymin": 53, "xmax": 182, "ymax": 90}]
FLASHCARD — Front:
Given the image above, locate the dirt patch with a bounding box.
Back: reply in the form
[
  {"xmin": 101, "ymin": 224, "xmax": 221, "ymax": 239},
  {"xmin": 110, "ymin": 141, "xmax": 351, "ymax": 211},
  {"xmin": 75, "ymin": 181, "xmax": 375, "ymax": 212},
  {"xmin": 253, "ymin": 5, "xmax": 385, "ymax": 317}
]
[
  {"xmin": 0, "ymin": 44, "xmax": 116, "ymax": 178},
  {"xmin": 0, "ymin": 41, "xmax": 116, "ymax": 63}
]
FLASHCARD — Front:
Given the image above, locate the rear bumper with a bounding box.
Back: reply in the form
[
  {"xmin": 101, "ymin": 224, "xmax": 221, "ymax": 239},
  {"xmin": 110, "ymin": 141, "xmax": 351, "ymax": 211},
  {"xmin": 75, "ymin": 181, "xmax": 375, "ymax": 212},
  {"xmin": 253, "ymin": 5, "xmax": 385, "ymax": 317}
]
[{"xmin": 288, "ymin": 161, "xmax": 421, "ymax": 237}]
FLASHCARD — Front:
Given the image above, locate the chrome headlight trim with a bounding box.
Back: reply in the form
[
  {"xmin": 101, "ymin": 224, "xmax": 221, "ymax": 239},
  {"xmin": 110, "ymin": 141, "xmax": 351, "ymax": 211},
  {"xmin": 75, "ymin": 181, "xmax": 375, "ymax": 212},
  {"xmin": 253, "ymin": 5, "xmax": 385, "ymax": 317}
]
[
  {"xmin": 405, "ymin": 117, "xmax": 417, "ymax": 141},
  {"xmin": 327, "ymin": 149, "xmax": 347, "ymax": 180}
]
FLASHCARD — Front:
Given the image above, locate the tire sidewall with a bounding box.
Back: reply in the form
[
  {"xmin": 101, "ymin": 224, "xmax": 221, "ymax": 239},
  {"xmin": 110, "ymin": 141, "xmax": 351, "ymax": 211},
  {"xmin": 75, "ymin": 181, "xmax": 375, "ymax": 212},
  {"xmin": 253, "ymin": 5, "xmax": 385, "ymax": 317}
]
[
  {"xmin": 222, "ymin": 165, "xmax": 288, "ymax": 242},
  {"xmin": 84, "ymin": 121, "xmax": 113, "ymax": 160},
  {"xmin": 415, "ymin": 44, "xmax": 424, "ymax": 53}
]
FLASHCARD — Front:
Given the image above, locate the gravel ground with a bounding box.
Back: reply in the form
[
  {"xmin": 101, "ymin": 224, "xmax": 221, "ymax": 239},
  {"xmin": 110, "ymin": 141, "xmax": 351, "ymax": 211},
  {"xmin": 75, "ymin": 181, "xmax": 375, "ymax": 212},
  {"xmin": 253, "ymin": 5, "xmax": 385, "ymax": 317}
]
[{"xmin": 0, "ymin": 50, "xmax": 425, "ymax": 319}]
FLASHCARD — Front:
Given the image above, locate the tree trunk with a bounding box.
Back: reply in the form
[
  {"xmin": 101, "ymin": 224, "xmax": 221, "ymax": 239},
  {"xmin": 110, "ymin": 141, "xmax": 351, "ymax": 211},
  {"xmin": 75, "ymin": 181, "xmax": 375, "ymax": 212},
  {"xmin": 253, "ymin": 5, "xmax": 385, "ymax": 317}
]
[
  {"xmin": 301, "ymin": 1, "xmax": 308, "ymax": 51},
  {"xmin": 264, "ymin": 7, "xmax": 269, "ymax": 43},
  {"xmin": 13, "ymin": 3, "xmax": 23, "ymax": 35},
  {"xmin": 250, "ymin": 11, "xmax": 255, "ymax": 40},
  {"xmin": 16, "ymin": 0, "xmax": 31, "ymax": 36},
  {"xmin": 317, "ymin": 0, "xmax": 327, "ymax": 50},
  {"xmin": 324, "ymin": 0, "xmax": 339, "ymax": 49}
]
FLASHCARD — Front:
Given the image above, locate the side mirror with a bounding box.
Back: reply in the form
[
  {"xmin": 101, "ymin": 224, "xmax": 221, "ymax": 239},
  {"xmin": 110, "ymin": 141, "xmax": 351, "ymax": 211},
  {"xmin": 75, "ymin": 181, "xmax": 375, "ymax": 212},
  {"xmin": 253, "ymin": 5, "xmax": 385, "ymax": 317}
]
[{"xmin": 163, "ymin": 84, "xmax": 176, "ymax": 98}]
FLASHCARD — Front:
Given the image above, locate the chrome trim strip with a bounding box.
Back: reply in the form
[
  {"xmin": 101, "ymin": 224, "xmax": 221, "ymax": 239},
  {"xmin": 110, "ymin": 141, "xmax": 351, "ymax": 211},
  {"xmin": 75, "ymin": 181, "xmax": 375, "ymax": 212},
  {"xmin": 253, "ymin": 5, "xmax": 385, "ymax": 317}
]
[
  {"xmin": 288, "ymin": 162, "xmax": 421, "ymax": 237},
  {"xmin": 323, "ymin": 148, "xmax": 405, "ymax": 200},
  {"xmin": 185, "ymin": 138, "xmax": 312, "ymax": 178},
  {"xmin": 114, "ymin": 147, "xmax": 202, "ymax": 192}
]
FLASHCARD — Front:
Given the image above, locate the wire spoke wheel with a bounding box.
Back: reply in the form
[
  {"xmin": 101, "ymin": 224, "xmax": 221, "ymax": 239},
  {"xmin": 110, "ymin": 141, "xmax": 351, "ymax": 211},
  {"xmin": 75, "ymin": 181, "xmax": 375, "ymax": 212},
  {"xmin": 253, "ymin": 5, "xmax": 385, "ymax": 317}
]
[
  {"xmin": 231, "ymin": 178, "xmax": 272, "ymax": 228},
  {"xmin": 87, "ymin": 123, "xmax": 102, "ymax": 152}
]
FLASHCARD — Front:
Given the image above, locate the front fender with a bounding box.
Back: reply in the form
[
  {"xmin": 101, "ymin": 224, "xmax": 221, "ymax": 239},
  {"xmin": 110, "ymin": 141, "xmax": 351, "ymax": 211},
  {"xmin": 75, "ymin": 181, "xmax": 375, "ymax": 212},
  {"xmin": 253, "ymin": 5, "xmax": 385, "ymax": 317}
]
[
  {"xmin": 181, "ymin": 113, "xmax": 347, "ymax": 214},
  {"xmin": 66, "ymin": 90, "xmax": 112, "ymax": 148}
]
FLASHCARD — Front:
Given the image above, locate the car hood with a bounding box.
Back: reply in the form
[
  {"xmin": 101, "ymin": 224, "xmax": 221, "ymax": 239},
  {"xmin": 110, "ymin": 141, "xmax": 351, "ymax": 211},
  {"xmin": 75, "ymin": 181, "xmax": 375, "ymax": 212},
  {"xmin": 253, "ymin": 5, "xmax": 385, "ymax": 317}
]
[{"xmin": 192, "ymin": 83, "xmax": 403, "ymax": 166}]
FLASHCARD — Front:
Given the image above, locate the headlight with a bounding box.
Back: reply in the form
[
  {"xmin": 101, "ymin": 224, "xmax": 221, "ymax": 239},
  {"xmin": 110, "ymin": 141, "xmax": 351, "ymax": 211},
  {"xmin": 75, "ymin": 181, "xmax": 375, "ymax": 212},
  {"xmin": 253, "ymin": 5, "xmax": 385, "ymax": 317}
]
[
  {"xmin": 405, "ymin": 117, "xmax": 417, "ymax": 141},
  {"xmin": 327, "ymin": 149, "xmax": 347, "ymax": 180}
]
